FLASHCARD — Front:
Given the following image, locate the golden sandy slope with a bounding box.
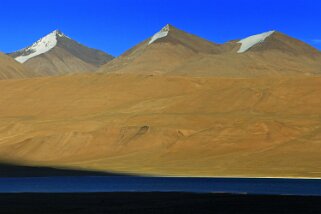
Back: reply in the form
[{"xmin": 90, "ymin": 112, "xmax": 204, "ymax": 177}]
[
  {"xmin": 0, "ymin": 73, "xmax": 321, "ymax": 177},
  {"xmin": 0, "ymin": 52, "xmax": 35, "ymax": 79}
]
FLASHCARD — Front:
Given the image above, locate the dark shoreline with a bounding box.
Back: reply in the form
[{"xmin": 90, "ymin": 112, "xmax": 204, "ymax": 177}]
[{"xmin": 0, "ymin": 192, "xmax": 320, "ymax": 214}]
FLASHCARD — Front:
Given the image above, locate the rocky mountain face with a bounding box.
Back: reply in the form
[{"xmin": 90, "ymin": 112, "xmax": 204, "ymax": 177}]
[
  {"xmin": 100, "ymin": 25, "xmax": 321, "ymax": 77},
  {"xmin": 99, "ymin": 24, "xmax": 223, "ymax": 74},
  {"xmin": 10, "ymin": 30, "xmax": 114, "ymax": 76}
]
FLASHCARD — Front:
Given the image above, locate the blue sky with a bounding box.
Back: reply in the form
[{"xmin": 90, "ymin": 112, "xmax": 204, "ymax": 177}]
[{"xmin": 1, "ymin": 0, "xmax": 320, "ymax": 56}]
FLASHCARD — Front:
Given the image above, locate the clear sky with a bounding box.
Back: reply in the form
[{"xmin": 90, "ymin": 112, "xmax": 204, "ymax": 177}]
[{"xmin": 1, "ymin": 0, "xmax": 320, "ymax": 56}]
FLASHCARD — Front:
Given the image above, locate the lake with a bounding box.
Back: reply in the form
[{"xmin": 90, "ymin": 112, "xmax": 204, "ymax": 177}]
[{"xmin": 0, "ymin": 176, "xmax": 320, "ymax": 195}]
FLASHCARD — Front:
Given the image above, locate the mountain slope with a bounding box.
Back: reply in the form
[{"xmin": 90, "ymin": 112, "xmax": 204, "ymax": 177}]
[
  {"xmin": 236, "ymin": 31, "xmax": 321, "ymax": 57},
  {"xmin": 169, "ymin": 30, "xmax": 321, "ymax": 76},
  {"xmin": 0, "ymin": 52, "xmax": 36, "ymax": 79},
  {"xmin": 100, "ymin": 26, "xmax": 321, "ymax": 77},
  {"xmin": 99, "ymin": 24, "xmax": 222, "ymax": 74},
  {"xmin": 10, "ymin": 30, "xmax": 114, "ymax": 76},
  {"xmin": 0, "ymin": 74, "xmax": 321, "ymax": 177}
]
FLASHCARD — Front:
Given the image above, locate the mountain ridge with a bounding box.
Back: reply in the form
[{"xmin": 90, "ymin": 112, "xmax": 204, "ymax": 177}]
[
  {"xmin": 235, "ymin": 30, "xmax": 321, "ymax": 58},
  {"xmin": 1, "ymin": 25, "xmax": 321, "ymax": 79},
  {"xmin": 99, "ymin": 24, "xmax": 321, "ymax": 77}
]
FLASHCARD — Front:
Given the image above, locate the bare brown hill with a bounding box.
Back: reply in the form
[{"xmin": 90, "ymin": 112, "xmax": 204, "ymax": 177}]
[{"xmin": 0, "ymin": 52, "xmax": 36, "ymax": 79}]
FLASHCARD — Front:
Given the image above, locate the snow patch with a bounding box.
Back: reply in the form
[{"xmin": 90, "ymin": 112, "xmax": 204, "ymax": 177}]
[
  {"xmin": 15, "ymin": 30, "xmax": 65, "ymax": 63},
  {"xmin": 148, "ymin": 24, "xmax": 170, "ymax": 45},
  {"xmin": 237, "ymin": 31, "xmax": 275, "ymax": 53}
]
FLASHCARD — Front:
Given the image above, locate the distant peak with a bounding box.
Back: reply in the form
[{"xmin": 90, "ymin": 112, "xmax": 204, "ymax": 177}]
[
  {"xmin": 53, "ymin": 29, "xmax": 62, "ymax": 35},
  {"xmin": 162, "ymin": 24, "xmax": 171, "ymax": 31},
  {"xmin": 51, "ymin": 30, "xmax": 69, "ymax": 38},
  {"xmin": 148, "ymin": 24, "xmax": 171, "ymax": 45},
  {"xmin": 237, "ymin": 30, "xmax": 275, "ymax": 53},
  {"xmin": 13, "ymin": 29, "xmax": 74, "ymax": 63},
  {"xmin": 14, "ymin": 30, "xmax": 63, "ymax": 63}
]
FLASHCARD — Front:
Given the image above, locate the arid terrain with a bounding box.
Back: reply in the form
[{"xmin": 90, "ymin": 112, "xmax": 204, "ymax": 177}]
[
  {"xmin": 0, "ymin": 73, "xmax": 321, "ymax": 177},
  {"xmin": 0, "ymin": 25, "xmax": 321, "ymax": 178}
]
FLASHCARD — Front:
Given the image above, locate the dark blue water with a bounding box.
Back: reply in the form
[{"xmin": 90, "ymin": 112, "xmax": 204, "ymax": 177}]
[{"xmin": 0, "ymin": 176, "xmax": 320, "ymax": 195}]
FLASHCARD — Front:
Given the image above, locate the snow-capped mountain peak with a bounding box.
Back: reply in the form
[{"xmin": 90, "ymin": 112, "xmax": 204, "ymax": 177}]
[
  {"xmin": 148, "ymin": 24, "xmax": 170, "ymax": 45},
  {"xmin": 15, "ymin": 30, "xmax": 68, "ymax": 63},
  {"xmin": 237, "ymin": 31, "xmax": 275, "ymax": 53}
]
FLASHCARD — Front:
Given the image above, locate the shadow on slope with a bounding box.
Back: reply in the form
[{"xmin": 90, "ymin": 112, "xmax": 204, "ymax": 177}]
[{"xmin": 0, "ymin": 162, "xmax": 129, "ymax": 177}]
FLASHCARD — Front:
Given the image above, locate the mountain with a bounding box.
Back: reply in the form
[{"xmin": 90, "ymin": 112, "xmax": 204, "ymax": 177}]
[
  {"xmin": 100, "ymin": 25, "xmax": 321, "ymax": 77},
  {"xmin": 0, "ymin": 52, "xmax": 36, "ymax": 79},
  {"xmin": 236, "ymin": 31, "xmax": 321, "ymax": 57},
  {"xmin": 1, "ymin": 25, "xmax": 321, "ymax": 178},
  {"xmin": 99, "ymin": 24, "xmax": 222, "ymax": 74},
  {"xmin": 169, "ymin": 30, "xmax": 321, "ymax": 76},
  {"xmin": 10, "ymin": 30, "xmax": 114, "ymax": 76}
]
